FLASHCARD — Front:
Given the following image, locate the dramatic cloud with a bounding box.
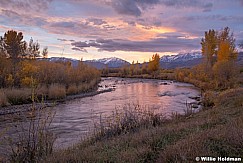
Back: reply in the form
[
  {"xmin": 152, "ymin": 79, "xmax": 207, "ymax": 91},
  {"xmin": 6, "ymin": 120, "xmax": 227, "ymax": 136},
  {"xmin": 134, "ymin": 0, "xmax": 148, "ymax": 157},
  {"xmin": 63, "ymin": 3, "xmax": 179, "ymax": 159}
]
[
  {"xmin": 0, "ymin": 0, "xmax": 242, "ymax": 62},
  {"xmin": 0, "ymin": 0, "xmax": 52, "ymax": 13},
  {"xmin": 111, "ymin": 0, "xmax": 160, "ymax": 16},
  {"xmin": 71, "ymin": 37, "xmax": 200, "ymax": 53},
  {"xmin": 0, "ymin": 9, "xmax": 47, "ymax": 27},
  {"xmin": 160, "ymin": 0, "xmax": 213, "ymax": 12}
]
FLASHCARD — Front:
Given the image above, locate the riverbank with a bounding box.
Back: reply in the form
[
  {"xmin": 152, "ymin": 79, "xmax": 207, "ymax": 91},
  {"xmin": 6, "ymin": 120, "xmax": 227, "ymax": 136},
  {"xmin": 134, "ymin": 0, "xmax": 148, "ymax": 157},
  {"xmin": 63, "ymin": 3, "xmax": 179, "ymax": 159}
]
[
  {"xmin": 46, "ymin": 87, "xmax": 243, "ymax": 162},
  {"xmin": 0, "ymin": 87, "xmax": 114, "ymax": 116},
  {"xmin": 0, "ymin": 77, "xmax": 202, "ymax": 162}
]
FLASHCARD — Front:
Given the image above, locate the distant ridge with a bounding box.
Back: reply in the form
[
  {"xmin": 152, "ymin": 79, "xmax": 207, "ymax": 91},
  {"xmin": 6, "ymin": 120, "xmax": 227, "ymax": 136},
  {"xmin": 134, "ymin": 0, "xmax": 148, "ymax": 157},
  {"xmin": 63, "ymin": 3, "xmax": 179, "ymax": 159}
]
[{"xmin": 40, "ymin": 52, "xmax": 243, "ymax": 69}]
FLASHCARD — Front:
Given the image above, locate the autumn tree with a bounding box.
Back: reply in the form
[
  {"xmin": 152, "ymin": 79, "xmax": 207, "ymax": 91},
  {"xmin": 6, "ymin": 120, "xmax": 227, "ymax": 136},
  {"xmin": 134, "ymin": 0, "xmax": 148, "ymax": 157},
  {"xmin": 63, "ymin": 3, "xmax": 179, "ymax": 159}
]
[
  {"xmin": 201, "ymin": 29, "xmax": 217, "ymax": 70},
  {"xmin": 148, "ymin": 53, "xmax": 160, "ymax": 72},
  {"xmin": 201, "ymin": 27, "xmax": 239, "ymax": 89},
  {"xmin": 217, "ymin": 27, "xmax": 238, "ymax": 62},
  {"xmin": 1, "ymin": 30, "xmax": 49, "ymax": 87},
  {"xmin": 213, "ymin": 27, "xmax": 238, "ymax": 89},
  {"xmin": 2, "ymin": 30, "xmax": 27, "ymax": 86}
]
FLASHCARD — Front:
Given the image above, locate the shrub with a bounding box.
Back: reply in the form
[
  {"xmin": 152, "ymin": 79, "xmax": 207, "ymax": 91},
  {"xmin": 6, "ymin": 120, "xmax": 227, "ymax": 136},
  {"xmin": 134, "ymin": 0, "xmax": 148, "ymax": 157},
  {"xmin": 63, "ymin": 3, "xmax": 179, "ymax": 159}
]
[
  {"xmin": 48, "ymin": 83, "xmax": 66, "ymax": 100},
  {"xmin": 202, "ymin": 91, "xmax": 217, "ymax": 108}
]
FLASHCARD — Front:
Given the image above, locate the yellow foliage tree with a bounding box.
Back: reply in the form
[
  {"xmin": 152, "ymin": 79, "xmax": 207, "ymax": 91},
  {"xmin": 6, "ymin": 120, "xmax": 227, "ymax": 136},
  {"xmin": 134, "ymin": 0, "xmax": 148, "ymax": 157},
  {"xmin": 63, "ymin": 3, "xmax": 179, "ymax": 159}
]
[
  {"xmin": 201, "ymin": 27, "xmax": 239, "ymax": 89},
  {"xmin": 201, "ymin": 29, "xmax": 217, "ymax": 69},
  {"xmin": 148, "ymin": 53, "xmax": 160, "ymax": 73},
  {"xmin": 217, "ymin": 27, "xmax": 238, "ymax": 62}
]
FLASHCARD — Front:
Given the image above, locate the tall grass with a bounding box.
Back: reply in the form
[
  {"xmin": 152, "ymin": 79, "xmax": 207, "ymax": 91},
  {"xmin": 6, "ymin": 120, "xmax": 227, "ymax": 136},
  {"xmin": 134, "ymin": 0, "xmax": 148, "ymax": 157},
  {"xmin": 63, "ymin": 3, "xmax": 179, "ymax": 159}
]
[
  {"xmin": 5, "ymin": 88, "xmax": 32, "ymax": 105},
  {"xmin": 92, "ymin": 104, "xmax": 166, "ymax": 141},
  {"xmin": 0, "ymin": 89, "xmax": 8, "ymax": 107},
  {"xmin": 6, "ymin": 89, "xmax": 56, "ymax": 162},
  {"xmin": 66, "ymin": 84, "xmax": 78, "ymax": 95},
  {"xmin": 0, "ymin": 79, "xmax": 100, "ymax": 105},
  {"xmin": 36, "ymin": 84, "xmax": 48, "ymax": 99},
  {"xmin": 48, "ymin": 83, "xmax": 66, "ymax": 100},
  {"xmin": 78, "ymin": 79, "xmax": 98, "ymax": 93}
]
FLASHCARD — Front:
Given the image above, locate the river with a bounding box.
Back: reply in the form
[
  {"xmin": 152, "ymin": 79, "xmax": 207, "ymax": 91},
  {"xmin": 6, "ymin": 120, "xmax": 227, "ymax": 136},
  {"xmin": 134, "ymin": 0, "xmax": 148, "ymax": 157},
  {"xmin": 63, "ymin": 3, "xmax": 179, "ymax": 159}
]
[{"xmin": 0, "ymin": 77, "xmax": 201, "ymax": 158}]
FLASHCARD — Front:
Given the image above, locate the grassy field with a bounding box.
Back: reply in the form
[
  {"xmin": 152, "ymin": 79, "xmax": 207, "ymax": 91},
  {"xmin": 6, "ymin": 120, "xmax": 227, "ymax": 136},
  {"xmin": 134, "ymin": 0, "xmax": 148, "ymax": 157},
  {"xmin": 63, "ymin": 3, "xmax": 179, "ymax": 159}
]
[{"xmin": 45, "ymin": 87, "xmax": 243, "ymax": 162}]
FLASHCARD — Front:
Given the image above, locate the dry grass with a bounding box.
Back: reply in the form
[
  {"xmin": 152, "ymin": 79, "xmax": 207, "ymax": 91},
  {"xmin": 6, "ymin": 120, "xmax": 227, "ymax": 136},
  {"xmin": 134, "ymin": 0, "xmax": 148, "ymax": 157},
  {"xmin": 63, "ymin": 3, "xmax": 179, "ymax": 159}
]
[
  {"xmin": 215, "ymin": 87, "xmax": 243, "ymax": 107},
  {"xmin": 92, "ymin": 104, "xmax": 166, "ymax": 141},
  {"xmin": 5, "ymin": 88, "xmax": 32, "ymax": 105},
  {"xmin": 66, "ymin": 84, "xmax": 78, "ymax": 95},
  {"xmin": 202, "ymin": 90, "xmax": 217, "ymax": 108},
  {"xmin": 0, "ymin": 89, "xmax": 8, "ymax": 107},
  {"xmin": 4, "ymin": 94, "xmax": 56, "ymax": 162},
  {"xmin": 36, "ymin": 84, "xmax": 48, "ymax": 97},
  {"xmin": 46, "ymin": 87, "xmax": 243, "ymax": 162},
  {"xmin": 78, "ymin": 79, "xmax": 98, "ymax": 93},
  {"xmin": 48, "ymin": 83, "xmax": 66, "ymax": 100}
]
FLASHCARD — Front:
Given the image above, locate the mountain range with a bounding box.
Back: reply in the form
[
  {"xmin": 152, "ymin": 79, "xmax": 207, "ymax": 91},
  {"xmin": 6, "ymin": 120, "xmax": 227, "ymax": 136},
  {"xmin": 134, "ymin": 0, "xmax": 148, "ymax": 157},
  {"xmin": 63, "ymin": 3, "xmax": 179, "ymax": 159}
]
[
  {"xmin": 45, "ymin": 52, "xmax": 243, "ymax": 69},
  {"xmin": 85, "ymin": 57, "xmax": 130, "ymax": 69},
  {"xmin": 159, "ymin": 52, "xmax": 202, "ymax": 69}
]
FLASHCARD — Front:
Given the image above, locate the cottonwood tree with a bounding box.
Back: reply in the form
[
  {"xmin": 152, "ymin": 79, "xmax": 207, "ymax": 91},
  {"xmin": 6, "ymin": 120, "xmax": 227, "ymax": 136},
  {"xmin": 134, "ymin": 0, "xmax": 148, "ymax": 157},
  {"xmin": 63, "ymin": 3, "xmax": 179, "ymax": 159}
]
[
  {"xmin": 217, "ymin": 27, "xmax": 238, "ymax": 61},
  {"xmin": 201, "ymin": 29, "xmax": 217, "ymax": 70},
  {"xmin": 148, "ymin": 53, "xmax": 160, "ymax": 73},
  {"xmin": 213, "ymin": 27, "xmax": 238, "ymax": 88},
  {"xmin": 201, "ymin": 27, "xmax": 239, "ymax": 89}
]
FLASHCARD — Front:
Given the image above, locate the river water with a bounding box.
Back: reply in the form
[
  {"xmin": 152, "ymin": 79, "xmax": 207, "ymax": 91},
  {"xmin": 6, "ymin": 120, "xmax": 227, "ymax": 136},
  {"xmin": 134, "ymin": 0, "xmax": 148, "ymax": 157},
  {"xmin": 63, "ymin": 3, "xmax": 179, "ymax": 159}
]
[{"xmin": 0, "ymin": 77, "xmax": 201, "ymax": 158}]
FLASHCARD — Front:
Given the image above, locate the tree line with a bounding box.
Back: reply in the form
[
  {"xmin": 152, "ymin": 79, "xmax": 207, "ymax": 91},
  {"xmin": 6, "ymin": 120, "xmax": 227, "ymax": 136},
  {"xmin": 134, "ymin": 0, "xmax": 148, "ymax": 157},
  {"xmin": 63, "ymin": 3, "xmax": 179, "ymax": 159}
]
[{"xmin": 0, "ymin": 30, "xmax": 100, "ymax": 102}]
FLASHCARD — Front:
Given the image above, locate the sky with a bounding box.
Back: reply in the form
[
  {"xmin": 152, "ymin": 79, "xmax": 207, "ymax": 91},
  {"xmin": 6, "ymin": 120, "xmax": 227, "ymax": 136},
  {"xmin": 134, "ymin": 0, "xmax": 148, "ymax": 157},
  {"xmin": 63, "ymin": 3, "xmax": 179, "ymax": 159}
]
[{"xmin": 0, "ymin": 0, "xmax": 243, "ymax": 63}]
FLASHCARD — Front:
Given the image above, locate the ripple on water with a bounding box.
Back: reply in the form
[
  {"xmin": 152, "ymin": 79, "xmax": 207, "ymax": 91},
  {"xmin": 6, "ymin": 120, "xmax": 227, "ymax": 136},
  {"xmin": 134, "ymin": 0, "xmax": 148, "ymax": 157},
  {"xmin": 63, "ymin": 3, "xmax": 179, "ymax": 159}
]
[{"xmin": 0, "ymin": 77, "xmax": 201, "ymax": 154}]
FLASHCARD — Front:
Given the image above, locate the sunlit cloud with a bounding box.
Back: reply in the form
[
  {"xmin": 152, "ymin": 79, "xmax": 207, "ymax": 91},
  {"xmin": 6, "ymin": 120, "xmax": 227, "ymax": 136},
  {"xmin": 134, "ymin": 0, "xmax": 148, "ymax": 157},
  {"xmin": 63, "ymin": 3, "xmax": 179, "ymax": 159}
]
[{"xmin": 0, "ymin": 0, "xmax": 243, "ymax": 62}]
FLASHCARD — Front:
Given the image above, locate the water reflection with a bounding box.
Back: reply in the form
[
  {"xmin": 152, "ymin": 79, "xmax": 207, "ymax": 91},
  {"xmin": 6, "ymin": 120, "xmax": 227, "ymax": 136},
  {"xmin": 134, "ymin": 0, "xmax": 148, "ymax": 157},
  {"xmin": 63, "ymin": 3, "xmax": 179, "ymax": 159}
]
[
  {"xmin": 50, "ymin": 77, "xmax": 200, "ymax": 149},
  {"xmin": 0, "ymin": 77, "xmax": 200, "ymax": 155}
]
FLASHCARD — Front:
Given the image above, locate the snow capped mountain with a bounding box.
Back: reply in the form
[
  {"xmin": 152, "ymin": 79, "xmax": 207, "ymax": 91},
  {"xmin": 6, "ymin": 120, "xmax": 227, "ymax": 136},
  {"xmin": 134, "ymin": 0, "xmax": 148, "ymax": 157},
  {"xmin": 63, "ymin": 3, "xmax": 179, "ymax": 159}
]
[
  {"xmin": 86, "ymin": 57, "xmax": 130, "ymax": 68},
  {"xmin": 41, "ymin": 57, "xmax": 130, "ymax": 69},
  {"xmin": 160, "ymin": 52, "xmax": 202, "ymax": 63}
]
